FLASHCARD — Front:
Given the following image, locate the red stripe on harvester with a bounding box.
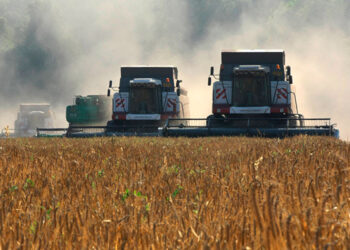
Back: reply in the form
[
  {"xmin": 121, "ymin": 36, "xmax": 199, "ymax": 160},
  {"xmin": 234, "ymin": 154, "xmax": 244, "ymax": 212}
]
[
  {"xmin": 277, "ymin": 89, "xmax": 287, "ymax": 99},
  {"xmin": 116, "ymin": 98, "xmax": 125, "ymax": 108},
  {"xmin": 216, "ymin": 89, "xmax": 226, "ymax": 99},
  {"xmin": 167, "ymin": 98, "xmax": 177, "ymax": 108}
]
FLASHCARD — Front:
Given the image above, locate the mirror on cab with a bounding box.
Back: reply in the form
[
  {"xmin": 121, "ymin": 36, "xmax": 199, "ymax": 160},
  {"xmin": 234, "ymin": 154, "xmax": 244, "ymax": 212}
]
[
  {"xmin": 176, "ymin": 80, "xmax": 182, "ymax": 88},
  {"xmin": 288, "ymin": 75, "xmax": 293, "ymax": 84},
  {"xmin": 286, "ymin": 66, "xmax": 291, "ymax": 76},
  {"xmin": 210, "ymin": 66, "xmax": 214, "ymax": 76},
  {"xmin": 109, "ymin": 80, "xmax": 113, "ymax": 88},
  {"xmin": 208, "ymin": 77, "xmax": 212, "ymax": 86},
  {"xmin": 107, "ymin": 89, "xmax": 111, "ymax": 97},
  {"xmin": 176, "ymin": 88, "xmax": 180, "ymax": 96}
]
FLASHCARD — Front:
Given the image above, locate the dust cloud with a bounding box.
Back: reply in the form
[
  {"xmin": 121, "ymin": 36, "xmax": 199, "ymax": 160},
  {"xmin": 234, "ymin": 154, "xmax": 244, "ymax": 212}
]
[{"xmin": 0, "ymin": 0, "xmax": 349, "ymax": 138}]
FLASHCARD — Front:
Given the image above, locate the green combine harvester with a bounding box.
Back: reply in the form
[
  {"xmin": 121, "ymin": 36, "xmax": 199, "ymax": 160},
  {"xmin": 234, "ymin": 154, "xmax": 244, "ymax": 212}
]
[
  {"xmin": 37, "ymin": 95, "xmax": 112, "ymax": 137},
  {"xmin": 66, "ymin": 95, "xmax": 112, "ymax": 126}
]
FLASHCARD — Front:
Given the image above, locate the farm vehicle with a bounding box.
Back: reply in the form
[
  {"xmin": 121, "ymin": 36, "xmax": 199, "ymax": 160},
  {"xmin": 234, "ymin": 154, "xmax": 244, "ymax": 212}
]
[
  {"xmin": 37, "ymin": 51, "xmax": 338, "ymax": 138},
  {"xmin": 105, "ymin": 66, "xmax": 189, "ymax": 135},
  {"xmin": 14, "ymin": 103, "xmax": 54, "ymax": 137},
  {"xmin": 163, "ymin": 50, "xmax": 338, "ymax": 137}
]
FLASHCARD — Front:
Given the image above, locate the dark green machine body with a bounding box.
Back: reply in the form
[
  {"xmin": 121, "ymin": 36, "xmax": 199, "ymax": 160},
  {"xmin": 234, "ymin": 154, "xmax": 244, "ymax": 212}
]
[{"xmin": 66, "ymin": 95, "xmax": 112, "ymax": 126}]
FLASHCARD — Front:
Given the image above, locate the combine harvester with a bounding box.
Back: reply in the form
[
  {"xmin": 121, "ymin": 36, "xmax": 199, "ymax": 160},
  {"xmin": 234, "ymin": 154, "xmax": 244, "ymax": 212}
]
[
  {"xmin": 66, "ymin": 95, "xmax": 112, "ymax": 127},
  {"xmin": 163, "ymin": 50, "xmax": 339, "ymax": 138},
  {"xmin": 37, "ymin": 66, "xmax": 190, "ymax": 137},
  {"xmin": 37, "ymin": 95, "xmax": 112, "ymax": 137},
  {"xmin": 104, "ymin": 65, "xmax": 189, "ymax": 136},
  {"xmin": 37, "ymin": 50, "xmax": 338, "ymax": 138},
  {"xmin": 64, "ymin": 95, "xmax": 112, "ymax": 137},
  {"xmin": 14, "ymin": 103, "xmax": 55, "ymax": 137}
]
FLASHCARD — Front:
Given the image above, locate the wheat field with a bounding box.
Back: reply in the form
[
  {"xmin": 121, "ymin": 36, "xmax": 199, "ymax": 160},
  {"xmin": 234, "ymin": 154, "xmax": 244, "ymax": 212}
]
[{"xmin": 0, "ymin": 136, "xmax": 349, "ymax": 249}]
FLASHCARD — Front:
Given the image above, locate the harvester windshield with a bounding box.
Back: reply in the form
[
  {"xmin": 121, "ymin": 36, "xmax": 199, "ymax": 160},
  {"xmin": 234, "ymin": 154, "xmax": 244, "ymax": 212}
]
[
  {"xmin": 129, "ymin": 86, "xmax": 161, "ymax": 114},
  {"xmin": 233, "ymin": 71, "xmax": 269, "ymax": 107}
]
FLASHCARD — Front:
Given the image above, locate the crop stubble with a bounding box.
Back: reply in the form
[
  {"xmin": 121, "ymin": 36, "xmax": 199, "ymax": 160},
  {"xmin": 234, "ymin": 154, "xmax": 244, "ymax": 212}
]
[{"xmin": 0, "ymin": 136, "xmax": 349, "ymax": 249}]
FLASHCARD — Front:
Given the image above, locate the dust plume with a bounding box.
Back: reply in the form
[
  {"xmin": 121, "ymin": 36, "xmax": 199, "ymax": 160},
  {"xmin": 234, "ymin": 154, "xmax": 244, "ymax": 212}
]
[{"xmin": 0, "ymin": 0, "xmax": 349, "ymax": 138}]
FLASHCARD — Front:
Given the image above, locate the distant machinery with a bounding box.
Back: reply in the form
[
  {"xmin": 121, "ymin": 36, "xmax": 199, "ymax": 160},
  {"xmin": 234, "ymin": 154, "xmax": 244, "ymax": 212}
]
[
  {"xmin": 15, "ymin": 103, "xmax": 54, "ymax": 137},
  {"xmin": 66, "ymin": 95, "xmax": 112, "ymax": 127},
  {"xmin": 36, "ymin": 51, "xmax": 338, "ymax": 138}
]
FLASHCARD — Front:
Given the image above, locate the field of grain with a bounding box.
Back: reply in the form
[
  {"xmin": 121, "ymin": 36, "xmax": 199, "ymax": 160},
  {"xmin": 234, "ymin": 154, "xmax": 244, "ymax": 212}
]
[{"xmin": 0, "ymin": 136, "xmax": 349, "ymax": 249}]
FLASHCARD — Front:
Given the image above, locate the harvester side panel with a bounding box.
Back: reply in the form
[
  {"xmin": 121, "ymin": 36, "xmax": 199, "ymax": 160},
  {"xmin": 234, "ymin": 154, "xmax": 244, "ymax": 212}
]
[
  {"xmin": 162, "ymin": 92, "xmax": 179, "ymax": 113},
  {"xmin": 113, "ymin": 92, "xmax": 129, "ymax": 113},
  {"xmin": 271, "ymin": 81, "xmax": 291, "ymax": 105},
  {"xmin": 213, "ymin": 81, "xmax": 232, "ymax": 105}
]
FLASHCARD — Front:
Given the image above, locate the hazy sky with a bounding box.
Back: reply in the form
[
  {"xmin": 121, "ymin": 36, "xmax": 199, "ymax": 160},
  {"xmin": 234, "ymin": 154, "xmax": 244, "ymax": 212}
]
[{"xmin": 0, "ymin": 0, "xmax": 349, "ymax": 138}]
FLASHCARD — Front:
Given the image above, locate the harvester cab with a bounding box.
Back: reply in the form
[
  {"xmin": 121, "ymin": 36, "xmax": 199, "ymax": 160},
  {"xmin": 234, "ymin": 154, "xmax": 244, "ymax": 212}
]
[
  {"xmin": 128, "ymin": 78, "xmax": 162, "ymax": 115},
  {"xmin": 106, "ymin": 66, "xmax": 189, "ymax": 135}
]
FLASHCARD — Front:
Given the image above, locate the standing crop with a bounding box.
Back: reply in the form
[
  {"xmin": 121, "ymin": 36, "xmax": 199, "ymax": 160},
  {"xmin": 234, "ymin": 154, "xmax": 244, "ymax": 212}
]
[{"xmin": 0, "ymin": 136, "xmax": 349, "ymax": 249}]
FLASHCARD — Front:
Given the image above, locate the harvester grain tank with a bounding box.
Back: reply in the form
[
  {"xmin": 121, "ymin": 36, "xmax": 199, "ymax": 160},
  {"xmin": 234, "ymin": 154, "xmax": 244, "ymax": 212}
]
[
  {"xmin": 106, "ymin": 66, "xmax": 189, "ymax": 135},
  {"xmin": 36, "ymin": 95, "xmax": 112, "ymax": 138},
  {"xmin": 66, "ymin": 95, "xmax": 112, "ymax": 127},
  {"xmin": 164, "ymin": 50, "xmax": 338, "ymax": 137},
  {"xmin": 15, "ymin": 103, "xmax": 54, "ymax": 137}
]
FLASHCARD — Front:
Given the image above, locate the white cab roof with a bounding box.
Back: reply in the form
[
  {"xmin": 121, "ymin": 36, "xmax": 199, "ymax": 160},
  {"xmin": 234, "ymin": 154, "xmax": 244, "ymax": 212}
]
[
  {"xmin": 234, "ymin": 65, "xmax": 270, "ymax": 72},
  {"xmin": 130, "ymin": 78, "xmax": 162, "ymax": 85}
]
